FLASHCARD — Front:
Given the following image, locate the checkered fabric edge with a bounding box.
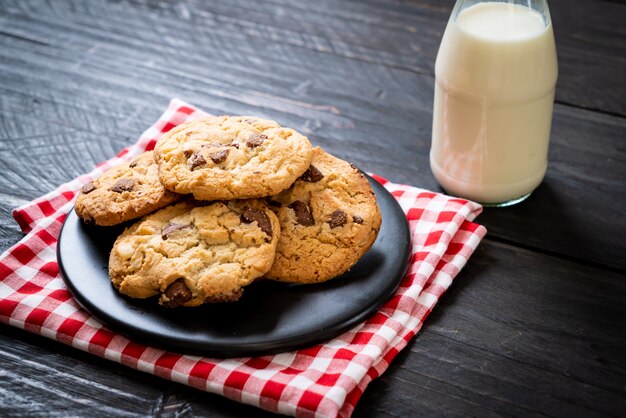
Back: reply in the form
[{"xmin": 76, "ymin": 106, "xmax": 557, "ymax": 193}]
[{"xmin": 0, "ymin": 99, "xmax": 486, "ymax": 418}]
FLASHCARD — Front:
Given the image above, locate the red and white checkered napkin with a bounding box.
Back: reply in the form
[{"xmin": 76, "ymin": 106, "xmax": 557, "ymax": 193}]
[{"xmin": 0, "ymin": 99, "xmax": 486, "ymax": 418}]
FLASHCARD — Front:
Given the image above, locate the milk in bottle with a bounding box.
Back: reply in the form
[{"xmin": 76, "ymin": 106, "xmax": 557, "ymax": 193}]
[{"xmin": 430, "ymin": 0, "xmax": 558, "ymax": 205}]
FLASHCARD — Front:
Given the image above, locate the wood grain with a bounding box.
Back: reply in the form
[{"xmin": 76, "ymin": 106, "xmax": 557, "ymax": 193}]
[
  {"xmin": 0, "ymin": 327, "xmax": 161, "ymax": 416},
  {"xmin": 1, "ymin": 0, "xmax": 625, "ymax": 267},
  {"xmin": 0, "ymin": 0, "xmax": 625, "ymax": 417},
  {"xmin": 78, "ymin": 0, "xmax": 624, "ymax": 116},
  {"xmin": 1, "ymin": 241, "xmax": 624, "ymax": 416}
]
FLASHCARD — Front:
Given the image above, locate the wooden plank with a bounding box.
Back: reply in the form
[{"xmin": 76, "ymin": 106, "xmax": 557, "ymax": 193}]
[
  {"xmin": 4, "ymin": 0, "xmax": 624, "ymax": 116},
  {"xmin": 0, "ymin": 0, "xmax": 625, "ymax": 270},
  {"xmin": 544, "ymin": 0, "xmax": 626, "ymax": 116},
  {"xmin": 1, "ymin": 241, "xmax": 623, "ymax": 417},
  {"xmin": 0, "ymin": 326, "xmax": 162, "ymax": 416},
  {"xmin": 479, "ymin": 104, "xmax": 626, "ymax": 271},
  {"xmin": 40, "ymin": 0, "xmax": 625, "ymax": 115},
  {"xmin": 0, "ymin": 1, "xmax": 624, "ymax": 417},
  {"xmin": 359, "ymin": 238, "xmax": 626, "ymax": 417},
  {"xmin": 0, "ymin": 324, "xmax": 279, "ymax": 418}
]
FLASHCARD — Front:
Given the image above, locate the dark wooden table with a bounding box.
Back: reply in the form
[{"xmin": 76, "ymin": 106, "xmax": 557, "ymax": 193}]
[{"xmin": 1, "ymin": 0, "xmax": 625, "ymax": 416}]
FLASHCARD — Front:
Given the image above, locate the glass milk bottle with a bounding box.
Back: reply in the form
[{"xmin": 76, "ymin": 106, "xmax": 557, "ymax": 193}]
[{"xmin": 430, "ymin": 0, "xmax": 558, "ymax": 206}]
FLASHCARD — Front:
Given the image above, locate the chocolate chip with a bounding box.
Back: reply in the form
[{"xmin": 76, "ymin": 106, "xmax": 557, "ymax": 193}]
[
  {"xmin": 184, "ymin": 149, "xmax": 194, "ymax": 158},
  {"xmin": 353, "ymin": 215, "xmax": 364, "ymax": 225},
  {"xmin": 81, "ymin": 181, "xmax": 96, "ymax": 194},
  {"xmin": 246, "ymin": 132, "xmax": 267, "ymax": 148},
  {"xmin": 161, "ymin": 222, "xmax": 192, "ymax": 240},
  {"xmin": 267, "ymin": 200, "xmax": 281, "ymax": 208},
  {"xmin": 129, "ymin": 160, "xmax": 138, "ymax": 168},
  {"xmin": 241, "ymin": 207, "xmax": 273, "ymax": 238},
  {"xmin": 288, "ymin": 200, "xmax": 314, "ymax": 226},
  {"xmin": 300, "ymin": 165, "xmax": 324, "ymax": 182},
  {"xmin": 209, "ymin": 149, "xmax": 229, "ymax": 163},
  {"xmin": 162, "ymin": 278, "xmax": 192, "ymax": 308},
  {"xmin": 110, "ymin": 178, "xmax": 135, "ymax": 193},
  {"xmin": 328, "ymin": 209, "xmax": 347, "ymax": 228},
  {"xmin": 188, "ymin": 151, "xmax": 206, "ymax": 171}
]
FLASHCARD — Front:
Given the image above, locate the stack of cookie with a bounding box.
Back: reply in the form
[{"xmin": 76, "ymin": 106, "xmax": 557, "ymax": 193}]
[{"xmin": 75, "ymin": 116, "xmax": 382, "ymax": 308}]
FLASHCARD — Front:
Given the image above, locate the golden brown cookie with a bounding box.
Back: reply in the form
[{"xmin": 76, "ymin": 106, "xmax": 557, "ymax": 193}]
[
  {"xmin": 153, "ymin": 116, "xmax": 313, "ymax": 200},
  {"xmin": 265, "ymin": 147, "xmax": 381, "ymax": 283},
  {"xmin": 74, "ymin": 151, "xmax": 182, "ymax": 226},
  {"xmin": 108, "ymin": 199, "xmax": 280, "ymax": 307}
]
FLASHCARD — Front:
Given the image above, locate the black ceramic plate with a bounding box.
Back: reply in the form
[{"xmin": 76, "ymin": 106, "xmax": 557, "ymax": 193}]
[{"xmin": 58, "ymin": 176, "xmax": 411, "ymax": 357}]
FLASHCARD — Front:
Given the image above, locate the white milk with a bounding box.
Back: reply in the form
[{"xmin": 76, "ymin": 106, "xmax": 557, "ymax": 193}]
[{"xmin": 430, "ymin": 2, "xmax": 558, "ymax": 204}]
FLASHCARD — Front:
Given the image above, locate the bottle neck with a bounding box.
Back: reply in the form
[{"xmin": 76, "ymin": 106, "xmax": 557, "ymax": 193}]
[{"xmin": 452, "ymin": 0, "xmax": 551, "ymax": 26}]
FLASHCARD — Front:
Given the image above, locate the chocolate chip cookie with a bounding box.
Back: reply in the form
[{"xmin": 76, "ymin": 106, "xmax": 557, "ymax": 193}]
[
  {"xmin": 265, "ymin": 147, "xmax": 381, "ymax": 283},
  {"xmin": 153, "ymin": 116, "xmax": 313, "ymax": 200},
  {"xmin": 74, "ymin": 151, "xmax": 182, "ymax": 226},
  {"xmin": 108, "ymin": 199, "xmax": 280, "ymax": 307}
]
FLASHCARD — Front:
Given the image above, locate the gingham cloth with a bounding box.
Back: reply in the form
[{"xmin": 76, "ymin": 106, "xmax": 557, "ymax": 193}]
[{"xmin": 0, "ymin": 99, "xmax": 486, "ymax": 418}]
